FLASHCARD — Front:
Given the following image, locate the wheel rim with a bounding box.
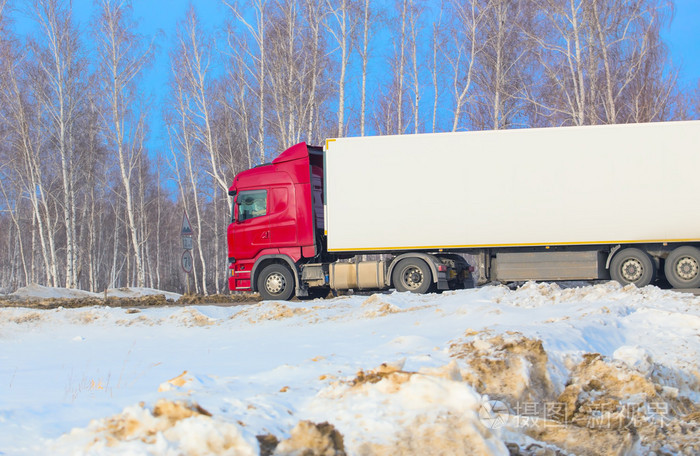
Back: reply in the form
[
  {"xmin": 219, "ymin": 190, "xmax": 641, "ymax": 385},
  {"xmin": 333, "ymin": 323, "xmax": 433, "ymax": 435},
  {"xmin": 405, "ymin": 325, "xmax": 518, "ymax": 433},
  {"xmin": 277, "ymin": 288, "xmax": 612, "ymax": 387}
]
[
  {"xmin": 620, "ymin": 258, "xmax": 643, "ymax": 282},
  {"xmin": 401, "ymin": 266, "xmax": 424, "ymax": 290},
  {"xmin": 265, "ymin": 272, "xmax": 286, "ymax": 295},
  {"xmin": 675, "ymin": 256, "xmax": 699, "ymax": 281}
]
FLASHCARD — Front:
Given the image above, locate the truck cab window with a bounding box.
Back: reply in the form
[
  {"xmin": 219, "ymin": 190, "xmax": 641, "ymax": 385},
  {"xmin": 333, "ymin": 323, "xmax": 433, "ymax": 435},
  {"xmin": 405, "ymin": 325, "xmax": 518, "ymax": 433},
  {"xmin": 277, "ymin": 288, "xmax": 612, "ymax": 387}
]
[{"xmin": 237, "ymin": 190, "xmax": 267, "ymax": 222}]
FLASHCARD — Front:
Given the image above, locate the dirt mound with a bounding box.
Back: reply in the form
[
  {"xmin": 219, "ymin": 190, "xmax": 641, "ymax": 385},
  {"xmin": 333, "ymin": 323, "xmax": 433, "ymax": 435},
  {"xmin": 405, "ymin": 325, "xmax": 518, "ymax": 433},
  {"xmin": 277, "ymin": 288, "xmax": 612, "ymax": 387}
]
[
  {"xmin": 152, "ymin": 399, "xmax": 212, "ymax": 421},
  {"xmin": 351, "ymin": 360, "xmax": 412, "ymax": 389},
  {"xmin": 1, "ymin": 292, "xmax": 258, "ymax": 309},
  {"xmin": 449, "ymin": 332, "xmax": 555, "ymax": 405},
  {"xmin": 97, "ymin": 399, "xmax": 212, "ymax": 445},
  {"xmin": 237, "ymin": 302, "xmax": 312, "ymax": 323},
  {"xmin": 259, "ymin": 303, "xmax": 310, "ymax": 321},
  {"xmin": 7, "ymin": 310, "xmax": 43, "ymax": 324},
  {"xmin": 0, "ymin": 294, "xmax": 172, "ymax": 309},
  {"xmin": 543, "ymin": 353, "xmax": 700, "ymax": 455},
  {"xmin": 172, "ymin": 308, "xmax": 217, "ymax": 327},
  {"xmin": 178, "ymin": 293, "xmax": 258, "ymax": 305},
  {"xmin": 447, "ymin": 331, "xmax": 700, "ymax": 455},
  {"xmin": 520, "ymin": 420, "xmax": 636, "ymax": 456},
  {"xmin": 52, "ymin": 399, "xmax": 256, "ymax": 455},
  {"xmin": 491, "ymin": 352, "xmax": 700, "ymax": 455},
  {"xmin": 305, "ymin": 362, "xmax": 508, "ymax": 455},
  {"xmin": 557, "ymin": 353, "xmax": 657, "ymax": 424},
  {"xmin": 361, "ymin": 295, "xmax": 401, "ymax": 317}
]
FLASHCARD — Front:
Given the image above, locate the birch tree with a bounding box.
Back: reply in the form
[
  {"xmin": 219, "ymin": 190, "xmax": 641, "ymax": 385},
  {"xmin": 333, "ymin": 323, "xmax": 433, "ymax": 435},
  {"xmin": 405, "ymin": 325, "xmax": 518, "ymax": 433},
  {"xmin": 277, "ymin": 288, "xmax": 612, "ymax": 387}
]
[
  {"xmin": 473, "ymin": 0, "xmax": 531, "ymax": 130},
  {"xmin": 358, "ymin": 0, "xmax": 372, "ymax": 136},
  {"xmin": 94, "ymin": 0, "xmax": 153, "ymax": 287},
  {"xmin": 396, "ymin": 0, "xmax": 408, "ymax": 133},
  {"xmin": 173, "ymin": 7, "xmax": 233, "ymax": 293},
  {"xmin": 264, "ymin": 1, "xmax": 302, "ymax": 147},
  {"xmin": 175, "ymin": 7, "xmax": 228, "ymax": 193},
  {"xmin": 373, "ymin": 0, "xmax": 410, "ymax": 135},
  {"xmin": 167, "ymin": 62, "xmax": 205, "ymax": 294},
  {"xmin": 302, "ymin": 0, "xmax": 329, "ymax": 143},
  {"xmin": 0, "ymin": 46, "xmax": 59, "ymax": 286},
  {"xmin": 526, "ymin": 0, "xmax": 591, "ymax": 125},
  {"xmin": 528, "ymin": 0, "xmax": 675, "ymax": 126},
  {"xmin": 28, "ymin": 0, "xmax": 85, "ymax": 288},
  {"xmin": 407, "ymin": 0, "xmax": 423, "ymax": 134},
  {"xmin": 325, "ymin": 0, "xmax": 357, "ymax": 137},
  {"xmin": 444, "ymin": 0, "xmax": 485, "ymax": 131},
  {"xmin": 225, "ymin": 0, "xmax": 268, "ymax": 163}
]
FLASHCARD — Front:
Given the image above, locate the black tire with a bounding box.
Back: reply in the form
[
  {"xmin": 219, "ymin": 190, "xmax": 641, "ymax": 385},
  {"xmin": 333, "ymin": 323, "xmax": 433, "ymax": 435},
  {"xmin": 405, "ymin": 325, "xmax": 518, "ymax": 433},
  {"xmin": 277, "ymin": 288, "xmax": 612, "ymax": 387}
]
[
  {"xmin": 257, "ymin": 264, "xmax": 295, "ymax": 301},
  {"xmin": 609, "ymin": 248, "xmax": 656, "ymax": 287},
  {"xmin": 392, "ymin": 258, "xmax": 433, "ymax": 294},
  {"xmin": 664, "ymin": 246, "xmax": 700, "ymax": 289}
]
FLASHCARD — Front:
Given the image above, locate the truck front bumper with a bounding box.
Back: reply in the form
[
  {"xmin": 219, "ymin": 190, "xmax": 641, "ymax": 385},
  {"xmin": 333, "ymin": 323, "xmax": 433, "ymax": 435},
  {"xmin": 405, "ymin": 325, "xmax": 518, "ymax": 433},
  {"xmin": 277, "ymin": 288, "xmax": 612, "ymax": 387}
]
[{"xmin": 229, "ymin": 262, "xmax": 253, "ymax": 292}]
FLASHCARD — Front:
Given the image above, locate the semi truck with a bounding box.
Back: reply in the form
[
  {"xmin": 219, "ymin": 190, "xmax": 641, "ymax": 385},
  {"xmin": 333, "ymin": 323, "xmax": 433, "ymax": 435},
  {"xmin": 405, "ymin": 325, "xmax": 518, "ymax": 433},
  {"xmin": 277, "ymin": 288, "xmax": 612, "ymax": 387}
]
[{"xmin": 227, "ymin": 120, "xmax": 700, "ymax": 300}]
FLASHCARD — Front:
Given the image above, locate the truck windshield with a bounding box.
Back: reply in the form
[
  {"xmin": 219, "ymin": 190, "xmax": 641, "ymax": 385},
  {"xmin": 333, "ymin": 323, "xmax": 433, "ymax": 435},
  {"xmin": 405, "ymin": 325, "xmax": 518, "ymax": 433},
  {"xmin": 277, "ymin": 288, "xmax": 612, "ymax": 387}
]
[{"xmin": 236, "ymin": 190, "xmax": 267, "ymax": 222}]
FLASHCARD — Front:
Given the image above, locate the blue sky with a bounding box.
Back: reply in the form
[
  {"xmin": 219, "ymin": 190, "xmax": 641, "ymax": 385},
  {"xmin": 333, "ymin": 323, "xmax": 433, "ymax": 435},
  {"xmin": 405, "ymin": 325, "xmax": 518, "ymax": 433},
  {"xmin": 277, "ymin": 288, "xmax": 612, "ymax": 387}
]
[
  {"xmin": 661, "ymin": 0, "xmax": 700, "ymax": 87},
  {"xmin": 9, "ymin": 0, "xmax": 700, "ymax": 155}
]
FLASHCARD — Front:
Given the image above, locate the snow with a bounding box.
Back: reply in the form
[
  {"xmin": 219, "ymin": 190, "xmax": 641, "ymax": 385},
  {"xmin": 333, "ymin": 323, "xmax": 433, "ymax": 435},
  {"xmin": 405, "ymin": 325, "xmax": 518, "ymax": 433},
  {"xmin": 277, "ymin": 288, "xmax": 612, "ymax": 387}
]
[
  {"xmin": 9, "ymin": 283, "xmax": 101, "ymax": 299},
  {"xmin": 9, "ymin": 284, "xmax": 182, "ymax": 301},
  {"xmin": 1, "ymin": 282, "xmax": 699, "ymax": 455},
  {"xmin": 102, "ymin": 287, "xmax": 182, "ymax": 302}
]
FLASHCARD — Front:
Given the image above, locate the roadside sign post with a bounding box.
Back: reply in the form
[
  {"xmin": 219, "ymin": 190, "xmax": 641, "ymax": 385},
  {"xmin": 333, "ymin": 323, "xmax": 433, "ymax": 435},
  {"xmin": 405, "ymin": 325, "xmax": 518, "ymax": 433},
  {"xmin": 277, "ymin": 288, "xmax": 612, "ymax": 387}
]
[
  {"xmin": 182, "ymin": 250, "xmax": 194, "ymax": 274},
  {"xmin": 181, "ymin": 211, "xmax": 194, "ymax": 294}
]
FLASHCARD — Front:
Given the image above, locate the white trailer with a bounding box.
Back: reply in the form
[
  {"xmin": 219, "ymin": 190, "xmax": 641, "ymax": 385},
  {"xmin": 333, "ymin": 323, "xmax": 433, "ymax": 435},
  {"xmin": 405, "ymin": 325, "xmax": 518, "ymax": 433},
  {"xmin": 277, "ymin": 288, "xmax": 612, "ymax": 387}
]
[{"xmin": 322, "ymin": 120, "xmax": 700, "ymax": 289}]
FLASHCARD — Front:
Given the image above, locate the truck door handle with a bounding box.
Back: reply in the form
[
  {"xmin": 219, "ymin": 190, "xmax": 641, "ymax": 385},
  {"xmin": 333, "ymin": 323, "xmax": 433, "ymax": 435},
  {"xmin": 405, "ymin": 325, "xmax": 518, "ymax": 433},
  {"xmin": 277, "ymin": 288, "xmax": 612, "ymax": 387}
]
[{"xmin": 261, "ymin": 231, "xmax": 269, "ymax": 239}]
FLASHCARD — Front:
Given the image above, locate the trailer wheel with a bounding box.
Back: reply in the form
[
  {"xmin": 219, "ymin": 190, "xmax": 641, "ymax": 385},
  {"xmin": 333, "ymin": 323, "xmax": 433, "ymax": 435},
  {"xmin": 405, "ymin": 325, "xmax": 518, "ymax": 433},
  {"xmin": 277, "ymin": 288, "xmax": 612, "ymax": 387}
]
[
  {"xmin": 392, "ymin": 258, "xmax": 433, "ymax": 294},
  {"xmin": 664, "ymin": 246, "xmax": 700, "ymax": 289},
  {"xmin": 609, "ymin": 248, "xmax": 656, "ymax": 287},
  {"xmin": 257, "ymin": 264, "xmax": 295, "ymax": 301}
]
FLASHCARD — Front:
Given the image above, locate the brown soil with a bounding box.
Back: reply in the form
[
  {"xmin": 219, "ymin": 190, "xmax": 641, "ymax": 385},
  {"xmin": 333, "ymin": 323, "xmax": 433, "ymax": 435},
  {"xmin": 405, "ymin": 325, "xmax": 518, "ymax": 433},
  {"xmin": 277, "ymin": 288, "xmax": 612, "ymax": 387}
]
[
  {"xmin": 351, "ymin": 362, "xmax": 413, "ymax": 388},
  {"xmin": 152, "ymin": 399, "xmax": 212, "ymax": 422},
  {"xmin": 449, "ymin": 332, "xmax": 556, "ymax": 405},
  {"xmin": 447, "ymin": 331, "xmax": 700, "ymax": 456},
  {"xmin": 96, "ymin": 399, "xmax": 211, "ymax": 447},
  {"xmin": 273, "ymin": 421, "xmax": 346, "ymax": 456},
  {"xmin": 256, "ymin": 434, "xmax": 280, "ymax": 456},
  {"xmin": 544, "ymin": 353, "xmax": 700, "ymax": 455},
  {"xmin": 178, "ymin": 293, "xmax": 260, "ymax": 305}
]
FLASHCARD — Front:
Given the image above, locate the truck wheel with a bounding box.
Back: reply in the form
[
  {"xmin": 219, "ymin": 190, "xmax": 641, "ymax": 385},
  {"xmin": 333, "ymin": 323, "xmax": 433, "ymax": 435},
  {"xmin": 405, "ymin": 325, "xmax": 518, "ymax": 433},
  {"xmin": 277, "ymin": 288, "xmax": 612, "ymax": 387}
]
[
  {"xmin": 664, "ymin": 246, "xmax": 700, "ymax": 289},
  {"xmin": 609, "ymin": 248, "xmax": 656, "ymax": 287},
  {"xmin": 392, "ymin": 258, "xmax": 433, "ymax": 294},
  {"xmin": 257, "ymin": 264, "xmax": 295, "ymax": 301}
]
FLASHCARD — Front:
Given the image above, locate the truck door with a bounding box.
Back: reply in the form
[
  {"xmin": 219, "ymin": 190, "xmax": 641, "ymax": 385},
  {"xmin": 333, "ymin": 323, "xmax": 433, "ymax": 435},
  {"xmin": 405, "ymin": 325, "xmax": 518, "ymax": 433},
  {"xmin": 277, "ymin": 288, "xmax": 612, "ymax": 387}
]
[
  {"xmin": 269, "ymin": 186, "xmax": 298, "ymax": 247},
  {"xmin": 234, "ymin": 189, "xmax": 270, "ymax": 258}
]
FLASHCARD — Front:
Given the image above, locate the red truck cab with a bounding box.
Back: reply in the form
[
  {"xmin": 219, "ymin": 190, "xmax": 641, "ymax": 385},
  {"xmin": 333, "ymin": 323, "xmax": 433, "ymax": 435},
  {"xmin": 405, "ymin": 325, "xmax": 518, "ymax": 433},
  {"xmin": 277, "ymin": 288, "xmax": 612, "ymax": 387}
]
[{"xmin": 227, "ymin": 143, "xmax": 324, "ymax": 294}]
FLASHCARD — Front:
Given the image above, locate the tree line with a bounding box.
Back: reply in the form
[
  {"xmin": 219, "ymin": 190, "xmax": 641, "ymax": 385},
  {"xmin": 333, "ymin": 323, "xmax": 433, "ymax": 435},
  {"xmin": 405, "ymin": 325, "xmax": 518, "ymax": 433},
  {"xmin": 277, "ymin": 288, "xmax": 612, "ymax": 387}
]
[{"xmin": 0, "ymin": 0, "xmax": 697, "ymax": 294}]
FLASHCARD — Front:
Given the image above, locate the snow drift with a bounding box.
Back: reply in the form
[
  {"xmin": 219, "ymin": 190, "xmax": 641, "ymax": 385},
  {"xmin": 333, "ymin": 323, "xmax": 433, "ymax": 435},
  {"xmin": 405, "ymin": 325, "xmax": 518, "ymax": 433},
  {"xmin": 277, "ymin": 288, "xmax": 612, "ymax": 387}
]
[{"xmin": 1, "ymin": 281, "xmax": 699, "ymax": 455}]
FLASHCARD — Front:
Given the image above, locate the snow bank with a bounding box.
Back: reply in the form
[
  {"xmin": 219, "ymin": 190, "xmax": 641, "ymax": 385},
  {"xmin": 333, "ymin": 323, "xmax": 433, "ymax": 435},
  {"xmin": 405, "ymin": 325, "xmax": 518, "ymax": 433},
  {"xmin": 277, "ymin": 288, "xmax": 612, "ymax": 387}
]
[
  {"xmin": 9, "ymin": 284, "xmax": 182, "ymax": 302},
  {"xmin": 104, "ymin": 287, "xmax": 182, "ymax": 302},
  {"xmin": 303, "ymin": 362, "xmax": 508, "ymax": 455},
  {"xmin": 11, "ymin": 283, "xmax": 100, "ymax": 299},
  {"xmin": 50, "ymin": 399, "xmax": 255, "ymax": 456}
]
